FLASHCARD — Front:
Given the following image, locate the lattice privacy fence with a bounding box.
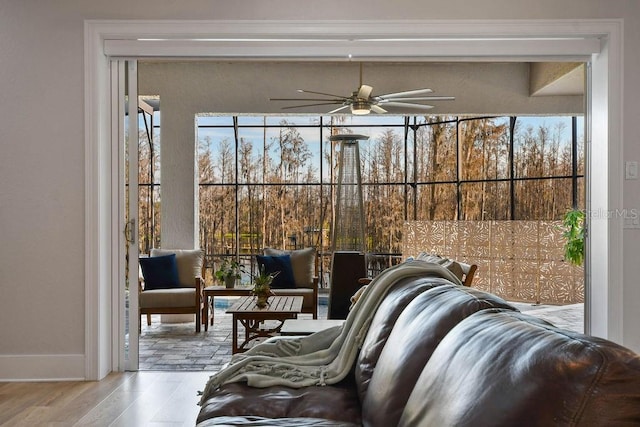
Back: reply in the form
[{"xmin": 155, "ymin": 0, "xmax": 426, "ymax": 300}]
[{"xmin": 402, "ymin": 221, "xmax": 584, "ymax": 305}]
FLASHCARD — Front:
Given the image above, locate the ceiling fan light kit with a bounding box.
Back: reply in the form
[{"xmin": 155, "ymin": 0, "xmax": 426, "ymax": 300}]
[
  {"xmin": 350, "ymin": 101, "xmax": 371, "ymax": 115},
  {"xmin": 270, "ymin": 63, "xmax": 455, "ymax": 115}
]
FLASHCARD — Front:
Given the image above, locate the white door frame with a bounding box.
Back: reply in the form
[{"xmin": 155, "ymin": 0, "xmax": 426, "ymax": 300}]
[{"xmin": 84, "ymin": 19, "xmax": 623, "ymax": 380}]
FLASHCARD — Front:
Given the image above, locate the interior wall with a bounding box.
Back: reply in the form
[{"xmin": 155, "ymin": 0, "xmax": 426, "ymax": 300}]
[{"xmin": 1, "ymin": 0, "xmax": 639, "ymax": 381}]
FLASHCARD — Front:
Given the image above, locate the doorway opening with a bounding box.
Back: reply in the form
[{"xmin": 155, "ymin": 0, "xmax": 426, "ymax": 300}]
[{"xmin": 84, "ymin": 19, "xmax": 622, "ymax": 379}]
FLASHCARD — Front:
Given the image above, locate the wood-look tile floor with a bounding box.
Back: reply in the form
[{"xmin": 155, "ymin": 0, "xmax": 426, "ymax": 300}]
[{"xmin": 0, "ymin": 371, "xmax": 212, "ymax": 426}]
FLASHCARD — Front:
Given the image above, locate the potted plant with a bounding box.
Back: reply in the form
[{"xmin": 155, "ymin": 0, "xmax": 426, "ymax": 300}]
[
  {"xmin": 562, "ymin": 208, "xmax": 585, "ymax": 266},
  {"xmin": 251, "ymin": 267, "xmax": 279, "ymax": 308},
  {"xmin": 215, "ymin": 259, "xmax": 244, "ymax": 289}
]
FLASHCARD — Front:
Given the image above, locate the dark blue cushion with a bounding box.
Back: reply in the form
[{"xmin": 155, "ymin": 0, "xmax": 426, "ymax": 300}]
[
  {"xmin": 256, "ymin": 254, "xmax": 296, "ymax": 289},
  {"xmin": 139, "ymin": 254, "xmax": 180, "ymax": 290}
]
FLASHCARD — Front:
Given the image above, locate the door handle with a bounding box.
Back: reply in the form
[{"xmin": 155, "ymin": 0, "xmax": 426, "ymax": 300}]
[{"xmin": 125, "ymin": 218, "xmax": 136, "ymax": 245}]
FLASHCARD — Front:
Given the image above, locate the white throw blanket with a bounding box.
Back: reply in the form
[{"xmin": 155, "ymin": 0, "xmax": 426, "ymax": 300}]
[{"xmin": 200, "ymin": 260, "xmax": 461, "ymax": 402}]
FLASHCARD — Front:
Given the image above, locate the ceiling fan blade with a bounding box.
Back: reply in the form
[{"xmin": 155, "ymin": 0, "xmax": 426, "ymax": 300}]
[
  {"xmin": 378, "ymin": 88, "xmax": 434, "ymax": 99},
  {"xmin": 383, "ymin": 102, "xmax": 434, "ymax": 110},
  {"xmin": 280, "ymin": 102, "xmax": 344, "ymax": 110},
  {"xmin": 358, "ymin": 84, "xmax": 373, "ymax": 99},
  {"xmin": 270, "ymin": 97, "xmax": 346, "ymax": 102},
  {"xmin": 297, "ymin": 89, "xmax": 347, "ymax": 99},
  {"xmin": 327, "ymin": 105, "xmax": 350, "ymax": 114},
  {"xmin": 371, "ymin": 105, "xmax": 388, "ymax": 114},
  {"xmin": 379, "ymin": 96, "xmax": 455, "ymax": 102}
]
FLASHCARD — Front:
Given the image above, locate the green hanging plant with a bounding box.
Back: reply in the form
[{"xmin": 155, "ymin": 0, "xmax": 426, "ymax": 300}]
[{"xmin": 562, "ymin": 209, "xmax": 585, "ymax": 266}]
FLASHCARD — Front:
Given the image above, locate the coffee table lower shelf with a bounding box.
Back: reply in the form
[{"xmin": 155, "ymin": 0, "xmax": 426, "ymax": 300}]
[
  {"xmin": 226, "ymin": 295, "xmax": 304, "ymax": 354},
  {"xmin": 280, "ymin": 319, "xmax": 346, "ymax": 336}
]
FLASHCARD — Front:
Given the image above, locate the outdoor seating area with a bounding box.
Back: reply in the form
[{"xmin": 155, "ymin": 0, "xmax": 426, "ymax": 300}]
[
  {"xmin": 136, "ymin": 239, "xmax": 585, "ymax": 371},
  {"xmin": 138, "ymin": 288, "xmax": 583, "ymax": 371}
]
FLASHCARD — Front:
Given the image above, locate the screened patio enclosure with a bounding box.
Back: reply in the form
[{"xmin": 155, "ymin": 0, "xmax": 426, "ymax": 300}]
[{"xmin": 134, "ymin": 112, "xmax": 585, "ymax": 304}]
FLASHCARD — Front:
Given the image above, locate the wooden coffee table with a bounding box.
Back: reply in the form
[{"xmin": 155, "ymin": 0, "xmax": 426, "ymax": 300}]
[{"xmin": 227, "ymin": 295, "xmax": 303, "ymax": 353}]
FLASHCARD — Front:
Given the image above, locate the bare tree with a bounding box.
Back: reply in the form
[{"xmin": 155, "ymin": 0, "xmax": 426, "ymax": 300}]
[{"xmin": 187, "ymin": 114, "xmax": 582, "ymax": 270}]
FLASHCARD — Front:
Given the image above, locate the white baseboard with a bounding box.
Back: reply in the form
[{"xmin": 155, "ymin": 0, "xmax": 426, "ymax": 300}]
[{"xmin": 0, "ymin": 354, "xmax": 85, "ymax": 381}]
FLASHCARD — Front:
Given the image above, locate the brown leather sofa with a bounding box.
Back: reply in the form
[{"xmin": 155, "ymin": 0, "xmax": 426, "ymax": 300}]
[{"xmin": 197, "ymin": 273, "xmax": 640, "ymax": 426}]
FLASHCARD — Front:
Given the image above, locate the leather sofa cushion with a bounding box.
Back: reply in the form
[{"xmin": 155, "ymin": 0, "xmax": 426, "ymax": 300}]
[
  {"xmin": 139, "ymin": 288, "xmax": 195, "ymax": 308},
  {"xmin": 197, "ymin": 380, "xmax": 361, "ymax": 426},
  {"xmin": 362, "ymin": 284, "xmax": 517, "ymax": 427},
  {"xmin": 355, "ymin": 276, "xmax": 447, "ymax": 402},
  {"xmin": 399, "ymin": 310, "xmax": 640, "ymax": 426}
]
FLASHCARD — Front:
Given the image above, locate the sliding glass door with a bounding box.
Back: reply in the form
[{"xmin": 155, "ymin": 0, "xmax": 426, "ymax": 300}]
[{"xmin": 111, "ymin": 59, "xmax": 140, "ymax": 371}]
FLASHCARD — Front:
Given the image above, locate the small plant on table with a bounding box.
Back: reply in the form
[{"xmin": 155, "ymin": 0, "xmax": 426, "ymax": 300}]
[{"xmin": 251, "ymin": 267, "xmax": 279, "ymax": 308}]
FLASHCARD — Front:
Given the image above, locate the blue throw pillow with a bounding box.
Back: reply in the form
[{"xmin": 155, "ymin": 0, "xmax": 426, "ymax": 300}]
[
  {"xmin": 139, "ymin": 254, "xmax": 180, "ymax": 290},
  {"xmin": 256, "ymin": 254, "xmax": 296, "ymax": 289}
]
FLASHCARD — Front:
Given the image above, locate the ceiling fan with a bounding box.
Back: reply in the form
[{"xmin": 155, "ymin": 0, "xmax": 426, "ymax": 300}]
[{"xmin": 270, "ymin": 63, "xmax": 455, "ymax": 115}]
